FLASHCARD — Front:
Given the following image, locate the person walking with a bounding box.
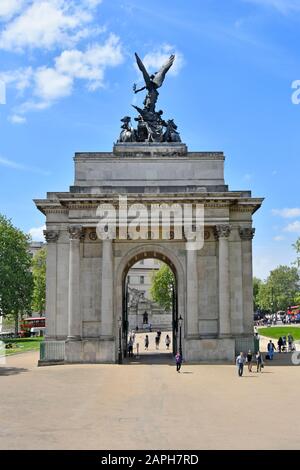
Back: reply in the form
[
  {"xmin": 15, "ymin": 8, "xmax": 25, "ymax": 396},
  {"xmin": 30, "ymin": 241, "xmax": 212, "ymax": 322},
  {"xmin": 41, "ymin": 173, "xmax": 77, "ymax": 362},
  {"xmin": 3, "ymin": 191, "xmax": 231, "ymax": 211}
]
[
  {"xmin": 155, "ymin": 334, "xmax": 160, "ymax": 350},
  {"xmin": 128, "ymin": 337, "xmax": 133, "ymax": 357},
  {"xmin": 175, "ymin": 351, "xmax": 182, "ymax": 372},
  {"xmin": 277, "ymin": 336, "xmax": 283, "ymax": 353},
  {"xmin": 256, "ymin": 350, "xmax": 263, "ymax": 372},
  {"xmin": 144, "ymin": 334, "xmax": 149, "ymax": 351},
  {"xmin": 267, "ymin": 339, "xmax": 276, "ymax": 360},
  {"xmin": 165, "ymin": 334, "xmax": 171, "ymax": 350},
  {"xmin": 236, "ymin": 351, "xmax": 245, "ymax": 377},
  {"xmin": 246, "ymin": 349, "xmax": 253, "ymax": 372},
  {"xmin": 288, "ymin": 333, "xmax": 294, "ymax": 352}
]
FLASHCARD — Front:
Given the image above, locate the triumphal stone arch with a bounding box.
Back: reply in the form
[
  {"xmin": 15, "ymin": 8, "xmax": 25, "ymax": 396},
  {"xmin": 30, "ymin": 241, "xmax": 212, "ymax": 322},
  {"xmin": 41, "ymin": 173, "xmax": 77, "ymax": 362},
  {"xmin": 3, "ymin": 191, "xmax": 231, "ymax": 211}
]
[{"xmin": 35, "ymin": 53, "xmax": 263, "ymax": 364}]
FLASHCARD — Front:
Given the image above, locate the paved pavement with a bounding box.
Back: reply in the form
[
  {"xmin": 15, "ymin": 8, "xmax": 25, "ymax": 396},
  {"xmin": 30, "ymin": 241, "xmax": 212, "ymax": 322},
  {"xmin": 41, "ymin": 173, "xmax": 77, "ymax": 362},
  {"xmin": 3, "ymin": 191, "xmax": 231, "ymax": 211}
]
[{"xmin": 1, "ymin": 350, "xmax": 300, "ymax": 449}]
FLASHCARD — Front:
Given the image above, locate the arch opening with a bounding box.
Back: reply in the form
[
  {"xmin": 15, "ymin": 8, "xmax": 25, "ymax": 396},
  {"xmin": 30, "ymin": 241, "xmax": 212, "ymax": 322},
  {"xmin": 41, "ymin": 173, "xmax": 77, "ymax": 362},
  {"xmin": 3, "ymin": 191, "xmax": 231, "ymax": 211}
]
[{"xmin": 121, "ymin": 251, "xmax": 179, "ymax": 363}]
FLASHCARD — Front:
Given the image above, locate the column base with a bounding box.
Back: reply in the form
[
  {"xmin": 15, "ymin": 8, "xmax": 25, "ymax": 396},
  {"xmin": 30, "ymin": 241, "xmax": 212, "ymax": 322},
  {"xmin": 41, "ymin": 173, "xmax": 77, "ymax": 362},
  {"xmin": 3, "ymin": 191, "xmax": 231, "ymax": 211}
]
[
  {"xmin": 184, "ymin": 338, "xmax": 235, "ymax": 362},
  {"xmin": 65, "ymin": 338, "xmax": 116, "ymax": 363}
]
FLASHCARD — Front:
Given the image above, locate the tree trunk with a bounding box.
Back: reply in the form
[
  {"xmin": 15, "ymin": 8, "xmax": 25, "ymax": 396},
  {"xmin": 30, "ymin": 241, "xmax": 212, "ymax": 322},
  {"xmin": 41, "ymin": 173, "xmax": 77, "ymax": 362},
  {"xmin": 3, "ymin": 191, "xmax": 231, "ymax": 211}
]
[{"xmin": 14, "ymin": 313, "xmax": 19, "ymax": 337}]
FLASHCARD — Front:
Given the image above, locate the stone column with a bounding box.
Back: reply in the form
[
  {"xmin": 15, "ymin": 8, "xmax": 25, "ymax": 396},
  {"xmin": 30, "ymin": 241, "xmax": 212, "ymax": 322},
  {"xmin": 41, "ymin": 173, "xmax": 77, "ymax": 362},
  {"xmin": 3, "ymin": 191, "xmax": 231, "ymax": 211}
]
[
  {"xmin": 186, "ymin": 248, "xmax": 199, "ymax": 336},
  {"xmin": 229, "ymin": 228, "xmax": 244, "ymax": 334},
  {"xmin": 44, "ymin": 230, "xmax": 59, "ymax": 339},
  {"xmin": 67, "ymin": 225, "xmax": 83, "ymax": 340},
  {"xmin": 101, "ymin": 239, "xmax": 114, "ymax": 337},
  {"xmin": 240, "ymin": 227, "xmax": 255, "ymax": 335},
  {"xmin": 215, "ymin": 225, "xmax": 231, "ymax": 337}
]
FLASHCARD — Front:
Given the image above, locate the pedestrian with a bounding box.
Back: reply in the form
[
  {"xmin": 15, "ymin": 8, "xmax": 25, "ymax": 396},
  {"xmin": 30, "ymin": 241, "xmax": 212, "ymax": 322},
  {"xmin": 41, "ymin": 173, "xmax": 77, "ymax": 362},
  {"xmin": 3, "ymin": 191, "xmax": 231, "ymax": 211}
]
[
  {"xmin": 175, "ymin": 351, "xmax": 182, "ymax": 372},
  {"xmin": 246, "ymin": 349, "xmax": 253, "ymax": 372},
  {"xmin": 282, "ymin": 335, "xmax": 287, "ymax": 352},
  {"xmin": 288, "ymin": 333, "xmax": 294, "ymax": 352},
  {"xmin": 155, "ymin": 334, "xmax": 160, "ymax": 350},
  {"xmin": 256, "ymin": 350, "xmax": 263, "ymax": 372},
  {"xmin": 144, "ymin": 334, "xmax": 149, "ymax": 351},
  {"xmin": 236, "ymin": 351, "xmax": 245, "ymax": 377},
  {"xmin": 128, "ymin": 337, "xmax": 133, "ymax": 357},
  {"xmin": 277, "ymin": 336, "xmax": 283, "ymax": 353},
  {"xmin": 267, "ymin": 339, "xmax": 276, "ymax": 360},
  {"xmin": 165, "ymin": 334, "xmax": 171, "ymax": 350}
]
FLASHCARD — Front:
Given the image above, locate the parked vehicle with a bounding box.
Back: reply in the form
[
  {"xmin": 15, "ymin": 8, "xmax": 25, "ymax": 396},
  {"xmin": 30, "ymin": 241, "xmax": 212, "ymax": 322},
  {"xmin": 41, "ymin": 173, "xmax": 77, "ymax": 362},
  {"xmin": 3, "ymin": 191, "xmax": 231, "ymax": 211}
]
[{"xmin": 19, "ymin": 317, "xmax": 45, "ymax": 337}]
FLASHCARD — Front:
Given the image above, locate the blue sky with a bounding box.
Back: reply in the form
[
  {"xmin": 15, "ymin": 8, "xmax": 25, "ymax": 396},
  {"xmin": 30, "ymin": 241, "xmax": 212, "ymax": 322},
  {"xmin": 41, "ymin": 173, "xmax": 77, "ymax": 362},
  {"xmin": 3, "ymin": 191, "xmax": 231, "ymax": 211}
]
[{"xmin": 0, "ymin": 0, "xmax": 300, "ymax": 279}]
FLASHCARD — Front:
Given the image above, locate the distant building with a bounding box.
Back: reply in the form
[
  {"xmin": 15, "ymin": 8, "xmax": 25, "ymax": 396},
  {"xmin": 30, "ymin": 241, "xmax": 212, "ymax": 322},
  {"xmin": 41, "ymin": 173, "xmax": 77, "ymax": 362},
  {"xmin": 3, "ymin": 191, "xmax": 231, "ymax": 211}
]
[
  {"xmin": 126, "ymin": 259, "xmax": 173, "ymax": 331},
  {"xmin": 28, "ymin": 241, "xmax": 45, "ymax": 257},
  {"xmin": 127, "ymin": 258, "xmax": 160, "ymax": 300}
]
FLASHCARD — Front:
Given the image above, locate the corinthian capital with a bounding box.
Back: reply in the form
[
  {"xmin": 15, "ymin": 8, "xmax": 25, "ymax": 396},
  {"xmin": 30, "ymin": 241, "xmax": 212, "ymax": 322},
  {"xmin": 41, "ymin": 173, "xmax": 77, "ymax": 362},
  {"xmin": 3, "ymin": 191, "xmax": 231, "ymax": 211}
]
[
  {"xmin": 239, "ymin": 227, "xmax": 255, "ymax": 240},
  {"xmin": 214, "ymin": 224, "xmax": 231, "ymax": 239},
  {"xmin": 43, "ymin": 230, "xmax": 59, "ymax": 243},
  {"xmin": 68, "ymin": 225, "xmax": 84, "ymax": 240}
]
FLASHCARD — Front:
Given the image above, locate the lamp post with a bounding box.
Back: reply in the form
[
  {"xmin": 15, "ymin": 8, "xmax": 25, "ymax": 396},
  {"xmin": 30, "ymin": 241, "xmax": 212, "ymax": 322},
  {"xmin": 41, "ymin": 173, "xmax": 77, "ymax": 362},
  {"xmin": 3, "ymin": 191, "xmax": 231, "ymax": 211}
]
[
  {"xmin": 118, "ymin": 316, "xmax": 122, "ymax": 364},
  {"xmin": 179, "ymin": 315, "xmax": 183, "ymax": 356}
]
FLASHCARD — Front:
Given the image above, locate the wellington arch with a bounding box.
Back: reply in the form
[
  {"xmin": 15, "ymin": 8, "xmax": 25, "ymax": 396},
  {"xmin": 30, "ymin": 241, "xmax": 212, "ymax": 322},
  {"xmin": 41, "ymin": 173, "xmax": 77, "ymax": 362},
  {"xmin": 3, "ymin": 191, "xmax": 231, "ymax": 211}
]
[{"xmin": 35, "ymin": 53, "xmax": 263, "ymax": 364}]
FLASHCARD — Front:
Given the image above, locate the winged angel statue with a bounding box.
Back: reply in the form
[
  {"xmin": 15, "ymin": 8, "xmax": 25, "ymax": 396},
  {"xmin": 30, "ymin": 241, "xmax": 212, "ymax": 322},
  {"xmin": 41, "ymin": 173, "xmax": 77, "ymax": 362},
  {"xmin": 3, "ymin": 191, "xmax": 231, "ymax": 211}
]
[
  {"xmin": 117, "ymin": 52, "xmax": 181, "ymax": 143},
  {"xmin": 133, "ymin": 52, "xmax": 175, "ymax": 112}
]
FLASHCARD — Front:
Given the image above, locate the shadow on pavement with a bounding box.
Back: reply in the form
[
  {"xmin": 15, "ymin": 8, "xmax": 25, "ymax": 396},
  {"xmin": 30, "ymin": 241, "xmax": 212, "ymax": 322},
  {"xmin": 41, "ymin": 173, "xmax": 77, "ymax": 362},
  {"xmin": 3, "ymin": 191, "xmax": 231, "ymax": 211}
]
[
  {"xmin": 0, "ymin": 366, "xmax": 28, "ymax": 376},
  {"xmin": 123, "ymin": 353, "xmax": 174, "ymax": 365}
]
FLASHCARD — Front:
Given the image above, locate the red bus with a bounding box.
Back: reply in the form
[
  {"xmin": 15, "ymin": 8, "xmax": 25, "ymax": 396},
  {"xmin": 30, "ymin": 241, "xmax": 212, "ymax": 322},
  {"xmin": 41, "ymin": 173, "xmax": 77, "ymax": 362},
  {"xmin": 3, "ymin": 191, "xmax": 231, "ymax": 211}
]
[
  {"xmin": 287, "ymin": 305, "xmax": 300, "ymax": 323},
  {"xmin": 20, "ymin": 316, "xmax": 45, "ymax": 337}
]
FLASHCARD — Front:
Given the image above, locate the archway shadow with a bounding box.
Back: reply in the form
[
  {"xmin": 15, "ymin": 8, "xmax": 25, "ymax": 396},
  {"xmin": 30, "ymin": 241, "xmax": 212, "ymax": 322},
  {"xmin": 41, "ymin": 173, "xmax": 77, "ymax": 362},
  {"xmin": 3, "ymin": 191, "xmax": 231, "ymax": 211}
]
[
  {"xmin": 0, "ymin": 366, "xmax": 28, "ymax": 376},
  {"xmin": 124, "ymin": 352, "xmax": 174, "ymax": 365}
]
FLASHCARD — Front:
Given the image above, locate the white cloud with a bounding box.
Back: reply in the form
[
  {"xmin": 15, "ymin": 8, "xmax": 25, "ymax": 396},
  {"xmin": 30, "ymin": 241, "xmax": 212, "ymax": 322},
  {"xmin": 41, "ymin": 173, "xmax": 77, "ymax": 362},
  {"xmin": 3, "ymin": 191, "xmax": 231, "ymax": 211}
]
[
  {"xmin": 272, "ymin": 208, "xmax": 300, "ymax": 218},
  {"xmin": 244, "ymin": 0, "xmax": 300, "ymax": 14},
  {"xmin": 55, "ymin": 33, "xmax": 123, "ymax": 90},
  {"xmin": 283, "ymin": 221, "xmax": 300, "ymax": 233},
  {"xmin": 141, "ymin": 44, "xmax": 184, "ymax": 77},
  {"xmin": 0, "ymin": 67, "xmax": 33, "ymax": 92},
  {"xmin": 0, "ymin": 0, "xmax": 96, "ymax": 51},
  {"xmin": 0, "ymin": 155, "xmax": 50, "ymax": 175},
  {"xmin": 273, "ymin": 235, "xmax": 285, "ymax": 241},
  {"xmin": 29, "ymin": 224, "xmax": 46, "ymax": 241},
  {"xmin": 34, "ymin": 67, "xmax": 73, "ymax": 101},
  {"xmin": 0, "ymin": 0, "xmax": 26, "ymax": 21},
  {"xmin": 8, "ymin": 114, "xmax": 27, "ymax": 124}
]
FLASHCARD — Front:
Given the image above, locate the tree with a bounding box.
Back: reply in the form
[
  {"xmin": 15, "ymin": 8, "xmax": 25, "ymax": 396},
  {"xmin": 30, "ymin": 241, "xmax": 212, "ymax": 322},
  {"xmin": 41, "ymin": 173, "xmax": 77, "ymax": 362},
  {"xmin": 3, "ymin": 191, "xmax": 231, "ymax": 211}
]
[
  {"xmin": 293, "ymin": 238, "xmax": 300, "ymax": 270},
  {"xmin": 150, "ymin": 264, "xmax": 175, "ymax": 311},
  {"xmin": 0, "ymin": 214, "xmax": 33, "ymax": 334},
  {"xmin": 31, "ymin": 247, "xmax": 46, "ymax": 314},
  {"xmin": 256, "ymin": 265, "xmax": 299, "ymax": 312},
  {"xmin": 253, "ymin": 277, "xmax": 262, "ymax": 311}
]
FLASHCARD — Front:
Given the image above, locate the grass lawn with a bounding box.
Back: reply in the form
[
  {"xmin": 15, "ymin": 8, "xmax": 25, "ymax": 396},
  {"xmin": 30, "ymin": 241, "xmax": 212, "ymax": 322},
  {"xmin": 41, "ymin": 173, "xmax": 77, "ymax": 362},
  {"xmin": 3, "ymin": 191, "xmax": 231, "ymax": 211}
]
[
  {"xmin": 1, "ymin": 337, "xmax": 43, "ymax": 356},
  {"xmin": 258, "ymin": 326, "xmax": 300, "ymax": 341}
]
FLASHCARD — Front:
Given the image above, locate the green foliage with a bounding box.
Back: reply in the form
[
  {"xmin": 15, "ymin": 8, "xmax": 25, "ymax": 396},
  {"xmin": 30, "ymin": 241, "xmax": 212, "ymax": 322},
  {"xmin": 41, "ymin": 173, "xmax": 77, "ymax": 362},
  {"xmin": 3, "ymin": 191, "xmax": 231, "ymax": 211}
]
[
  {"xmin": 0, "ymin": 214, "xmax": 33, "ymax": 329},
  {"xmin": 256, "ymin": 265, "xmax": 299, "ymax": 312},
  {"xmin": 2, "ymin": 337, "xmax": 43, "ymax": 356},
  {"xmin": 253, "ymin": 277, "xmax": 262, "ymax": 311},
  {"xmin": 150, "ymin": 264, "xmax": 175, "ymax": 311},
  {"xmin": 258, "ymin": 327, "xmax": 300, "ymax": 341},
  {"xmin": 31, "ymin": 247, "xmax": 46, "ymax": 314},
  {"xmin": 293, "ymin": 238, "xmax": 300, "ymax": 269}
]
